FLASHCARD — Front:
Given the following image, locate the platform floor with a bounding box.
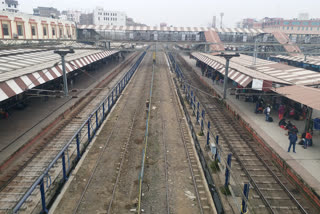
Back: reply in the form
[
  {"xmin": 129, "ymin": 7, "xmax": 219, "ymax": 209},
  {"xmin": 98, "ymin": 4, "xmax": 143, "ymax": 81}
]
[
  {"xmin": 0, "ymin": 59, "xmax": 123, "ymax": 165},
  {"xmin": 183, "ymin": 55, "xmax": 320, "ymax": 195}
]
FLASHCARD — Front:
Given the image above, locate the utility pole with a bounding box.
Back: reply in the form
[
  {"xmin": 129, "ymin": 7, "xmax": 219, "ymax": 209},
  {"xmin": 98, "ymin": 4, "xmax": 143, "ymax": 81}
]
[
  {"xmin": 54, "ymin": 49, "xmax": 75, "ymax": 97},
  {"xmin": 252, "ymin": 38, "xmax": 258, "ymax": 66},
  {"xmin": 217, "ymin": 53, "xmax": 240, "ymax": 99},
  {"xmin": 220, "ymin": 13, "xmax": 224, "ymax": 28}
]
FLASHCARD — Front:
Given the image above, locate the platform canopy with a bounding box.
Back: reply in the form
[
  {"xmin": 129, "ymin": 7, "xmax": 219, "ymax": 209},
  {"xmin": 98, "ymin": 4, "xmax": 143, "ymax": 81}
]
[
  {"xmin": 192, "ymin": 52, "xmax": 289, "ymax": 87},
  {"xmin": 78, "ymin": 25, "xmax": 265, "ymax": 34},
  {"xmin": 0, "ymin": 48, "xmax": 119, "ymax": 102},
  {"xmin": 273, "ymin": 85, "xmax": 320, "ymax": 111},
  {"xmin": 273, "ymin": 55, "xmax": 320, "ymax": 66}
]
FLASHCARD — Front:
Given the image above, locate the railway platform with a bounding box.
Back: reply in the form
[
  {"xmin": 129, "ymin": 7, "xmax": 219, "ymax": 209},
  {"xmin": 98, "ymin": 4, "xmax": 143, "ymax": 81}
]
[
  {"xmin": 182, "ymin": 54, "xmax": 320, "ymax": 196},
  {"xmin": 0, "ymin": 58, "xmax": 125, "ymax": 166}
]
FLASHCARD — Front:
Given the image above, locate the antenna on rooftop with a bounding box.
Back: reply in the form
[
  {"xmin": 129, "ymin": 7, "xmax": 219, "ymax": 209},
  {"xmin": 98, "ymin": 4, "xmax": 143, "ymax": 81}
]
[{"xmin": 220, "ymin": 12, "xmax": 224, "ymax": 28}]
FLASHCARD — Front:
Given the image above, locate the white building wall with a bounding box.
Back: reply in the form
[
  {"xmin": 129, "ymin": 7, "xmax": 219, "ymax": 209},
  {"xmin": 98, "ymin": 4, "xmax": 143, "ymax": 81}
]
[
  {"xmin": 0, "ymin": 11, "xmax": 76, "ymax": 39},
  {"xmin": 93, "ymin": 7, "xmax": 126, "ymax": 26},
  {"xmin": 0, "ymin": 0, "xmax": 19, "ymax": 13}
]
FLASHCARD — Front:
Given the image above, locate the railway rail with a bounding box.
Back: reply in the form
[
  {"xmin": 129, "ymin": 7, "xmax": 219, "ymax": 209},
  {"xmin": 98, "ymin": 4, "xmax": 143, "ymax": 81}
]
[
  {"xmin": 166, "ymin": 53, "xmax": 211, "ymax": 214},
  {"xmin": 0, "ymin": 52, "xmax": 144, "ymax": 214},
  {"xmin": 73, "ymin": 54, "xmax": 149, "ymax": 214},
  {"xmin": 175, "ymin": 54, "xmax": 318, "ymax": 214}
]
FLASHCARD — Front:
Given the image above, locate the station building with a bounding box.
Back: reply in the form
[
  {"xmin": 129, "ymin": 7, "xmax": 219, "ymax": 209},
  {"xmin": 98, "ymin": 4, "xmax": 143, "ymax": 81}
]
[
  {"xmin": 0, "ymin": 11, "xmax": 76, "ymax": 39},
  {"xmin": 93, "ymin": 7, "xmax": 126, "ymax": 26}
]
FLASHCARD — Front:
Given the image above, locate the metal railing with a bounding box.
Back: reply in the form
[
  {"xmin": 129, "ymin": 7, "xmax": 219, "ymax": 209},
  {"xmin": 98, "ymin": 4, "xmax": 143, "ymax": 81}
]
[{"xmin": 12, "ymin": 52, "xmax": 147, "ymax": 213}]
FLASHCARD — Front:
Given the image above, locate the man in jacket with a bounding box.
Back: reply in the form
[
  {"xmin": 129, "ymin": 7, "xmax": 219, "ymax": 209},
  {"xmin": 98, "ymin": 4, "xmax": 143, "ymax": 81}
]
[{"xmin": 288, "ymin": 132, "xmax": 298, "ymax": 153}]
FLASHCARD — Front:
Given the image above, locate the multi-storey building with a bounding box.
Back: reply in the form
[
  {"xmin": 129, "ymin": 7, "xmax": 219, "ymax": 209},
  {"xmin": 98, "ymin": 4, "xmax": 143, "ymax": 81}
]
[
  {"xmin": 33, "ymin": 7, "xmax": 60, "ymax": 18},
  {"xmin": 61, "ymin": 10, "xmax": 81, "ymax": 23},
  {"xmin": 0, "ymin": 0, "xmax": 19, "ymax": 13},
  {"xmin": 262, "ymin": 17, "xmax": 320, "ymax": 34},
  {"xmin": 0, "ymin": 11, "xmax": 76, "ymax": 39},
  {"xmin": 93, "ymin": 7, "xmax": 126, "ymax": 26},
  {"xmin": 80, "ymin": 13, "xmax": 94, "ymax": 25}
]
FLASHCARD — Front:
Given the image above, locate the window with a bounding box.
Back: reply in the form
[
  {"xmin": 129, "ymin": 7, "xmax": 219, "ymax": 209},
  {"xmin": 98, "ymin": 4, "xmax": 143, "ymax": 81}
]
[
  {"xmin": 298, "ymin": 27, "xmax": 300, "ymax": 30},
  {"xmin": 31, "ymin": 25, "xmax": 36, "ymax": 36},
  {"xmin": 306, "ymin": 27, "xmax": 308, "ymax": 30},
  {"xmin": 2, "ymin": 23, "xmax": 9, "ymax": 36},
  {"xmin": 287, "ymin": 26, "xmax": 289, "ymax": 30},
  {"xmin": 52, "ymin": 28, "xmax": 55, "ymax": 36},
  {"xmin": 43, "ymin": 26, "xmax": 47, "ymax": 36},
  {"xmin": 291, "ymin": 26, "xmax": 293, "ymax": 30},
  {"xmin": 310, "ymin": 27, "xmax": 313, "ymax": 31},
  {"xmin": 302, "ymin": 27, "xmax": 304, "ymax": 30},
  {"xmin": 59, "ymin": 28, "xmax": 62, "ymax": 37},
  {"xmin": 17, "ymin": 24, "xmax": 23, "ymax": 36}
]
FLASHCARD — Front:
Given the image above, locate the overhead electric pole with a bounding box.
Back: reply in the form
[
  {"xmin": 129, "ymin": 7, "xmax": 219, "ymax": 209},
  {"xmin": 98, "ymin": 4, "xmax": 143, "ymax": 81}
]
[
  {"xmin": 217, "ymin": 52, "xmax": 240, "ymax": 99},
  {"xmin": 54, "ymin": 49, "xmax": 75, "ymax": 97}
]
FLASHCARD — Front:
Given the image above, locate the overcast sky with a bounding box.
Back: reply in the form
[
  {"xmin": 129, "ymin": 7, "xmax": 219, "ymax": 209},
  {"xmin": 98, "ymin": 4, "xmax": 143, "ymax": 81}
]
[{"xmin": 21, "ymin": 0, "xmax": 319, "ymax": 27}]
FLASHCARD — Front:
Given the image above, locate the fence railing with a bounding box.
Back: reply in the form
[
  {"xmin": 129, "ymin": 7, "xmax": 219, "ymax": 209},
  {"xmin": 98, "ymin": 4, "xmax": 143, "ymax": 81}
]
[{"xmin": 12, "ymin": 52, "xmax": 147, "ymax": 213}]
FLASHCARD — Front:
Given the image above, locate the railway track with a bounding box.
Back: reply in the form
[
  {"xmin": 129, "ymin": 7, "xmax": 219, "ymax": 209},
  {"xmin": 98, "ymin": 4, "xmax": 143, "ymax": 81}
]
[
  {"xmin": 0, "ymin": 53, "xmax": 141, "ymax": 213},
  {"xmin": 63, "ymin": 52, "xmax": 152, "ymax": 214},
  {"xmin": 165, "ymin": 53, "xmax": 212, "ymax": 213},
  {"xmin": 176, "ymin": 54, "xmax": 318, "ymax": 214}
]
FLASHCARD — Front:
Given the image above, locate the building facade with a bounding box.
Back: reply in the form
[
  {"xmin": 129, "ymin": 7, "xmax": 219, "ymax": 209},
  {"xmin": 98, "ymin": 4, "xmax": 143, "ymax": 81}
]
[
  {"xmin": 0, "ymin": 0, "xmax": 19, "ymax": 13},
  {"xmin": 61, "ymin": 10, "xmax": 81, "ymax": 23},
  {"xmin": 33, "ymin": 7, "xmax": 60, "ymax": 18},
  {"xmin": 262, "ymin": 18, "xmax": 320, "ymax": 34},
  {"xmin": 80, "ymin": 13, "xmax": 94, "ymax": 25},
  {"xmin": 0, "ymin": 11, "xmax": 76, "ymax": 39},
  {"xmin": 93, "ymin": 7, "xmax": 126, "ymax": 26}
]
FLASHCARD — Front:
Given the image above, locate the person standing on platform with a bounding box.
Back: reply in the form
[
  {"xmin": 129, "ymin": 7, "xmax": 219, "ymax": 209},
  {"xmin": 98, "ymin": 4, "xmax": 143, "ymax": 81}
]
[
  {"xmin": 304, "ymin": 130, "xmax": 312, "ymax": 149},
  {"xmin": 265, "ymin": 105, "xmax": 271, "ymax": 121},
  {"xmin": 288, "ymin": 132, "xmax": 297, "ymax": 153},
  {"xmin": 278, "ymin": 104, "xmax": 285, "ymax": 120}
]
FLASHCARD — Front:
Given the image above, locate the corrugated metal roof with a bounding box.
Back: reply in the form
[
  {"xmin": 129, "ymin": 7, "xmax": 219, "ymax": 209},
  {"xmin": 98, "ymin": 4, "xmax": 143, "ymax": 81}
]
[
  {"xmin": 273, "ymin": 55, "xmax": 320, "ymax": 66},
  {"xmin": 0, "ymin": 49, "xmax": 118, "ymax": 102},
  {"xmin": 230, "ymin": 55, "xmax": 320, "ymax": 86},
  {"xmin": 192, "ymin": 52, "xmax": 290, "ymax": 87},
  {"xmin": 191, "ymin": 52, "xmax": 253, "ymax": 87},
  {"xmin": 78, "ymin": 25, "xmax": 265, "ymax": 34},
  {"xmin": 273, "ymin": 85, "xmax": 320, "ymax": 111}
]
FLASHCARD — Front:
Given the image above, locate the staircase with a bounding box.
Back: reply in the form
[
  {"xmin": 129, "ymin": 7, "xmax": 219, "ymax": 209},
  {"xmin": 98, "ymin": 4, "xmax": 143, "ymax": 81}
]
[
  {"xmin": 272, "ymin": 31, "xmax": 301, "ymax": 56},
  {"xmin": 204, "ymin": 30, "xmax": 224, "ymax": 54}
]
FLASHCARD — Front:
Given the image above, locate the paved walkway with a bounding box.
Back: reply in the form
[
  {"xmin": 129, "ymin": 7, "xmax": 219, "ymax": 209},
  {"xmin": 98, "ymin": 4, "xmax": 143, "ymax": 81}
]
[
  {"xmin": 182, "ymin": 55, "xmax": 320, "ymax": 195},
  {"xmin": 0, "ymin": 58, "xmax": 126, "ymax": 165}
]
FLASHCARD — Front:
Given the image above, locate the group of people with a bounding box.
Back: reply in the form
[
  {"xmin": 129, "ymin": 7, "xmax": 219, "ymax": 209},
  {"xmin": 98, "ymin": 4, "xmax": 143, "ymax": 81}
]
[{"xmin": 287, "ymin": 129, "xmax": 313, "ymax": 153}]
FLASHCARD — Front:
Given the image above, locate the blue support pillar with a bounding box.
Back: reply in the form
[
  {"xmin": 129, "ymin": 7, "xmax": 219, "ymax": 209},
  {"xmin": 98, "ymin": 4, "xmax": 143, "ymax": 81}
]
[
  {"xmin": 207, "ymin": 121, "xmax": 211, "ymax": 146},
  {"xmin": 76, "ymin": 134, "xmax": 81, "ymax": 160},
  {"xmin": 241, "ymin": 183, "xmax": 250, "ymax": 214},
  {"xmin": 197, "ymin": 102, "xmax": 200, "ymax": 110},
  {"xmin": 202, "ymin": 109, "xmax": 205, "ymax": 120},
  {"xmin": 108, "ymin": 96, "xmax": 110, "ymax": 112},
  {"xmin": 102, "ymin": 102, "xmax": 105, "ymax": 118},
  {"xmin": 62, "ymin": 152, "xmax": 67, "ymax": 181},
  {"xmin": 40, "ymin": 179, "xmax": 48, "ymax": 213},
  {"xmin": 87, "ymin": 120, "xmax": 91, "ymax": 142},
  {"xmin": 96, "ymin": 111, "xmax": 99, "ymax": 128},
  {"xmin": 201, "ymin": 119, "xmax": 204, "ymax": 132},
  {"xmin": 215, "ymin": 135, "xmax": 219, "ymax": 161},
  {"xmin": 112, "ymin": 90, "xmax": 114, "ymax": 105},
  {"xmin": 194, "ymin": 95, "xmax": 196, "ymax": 104},
  {"xmin": 225, "ymin": 154, "xmax": 232, "ymax": 188},
  {"xmin": 196, "ymin": 110, "xmax": 199, "ymax": 124}
]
